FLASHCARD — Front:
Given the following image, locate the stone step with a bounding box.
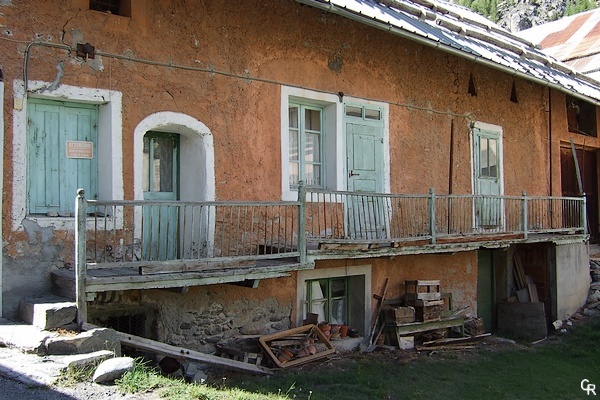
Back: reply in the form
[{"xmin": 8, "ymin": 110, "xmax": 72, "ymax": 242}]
[
  {"xmin": 50, "ymin": 269, "xmax": 76, "ymax": 299},
  {"xmin": 20, "ymin": 295, "xmax": 77, "ymax": 330}
]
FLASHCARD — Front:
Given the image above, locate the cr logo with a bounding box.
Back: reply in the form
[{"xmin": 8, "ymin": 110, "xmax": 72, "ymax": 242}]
[{"xmin": 582, "ymin": 379, "xmax": 597, "ymax": 395}]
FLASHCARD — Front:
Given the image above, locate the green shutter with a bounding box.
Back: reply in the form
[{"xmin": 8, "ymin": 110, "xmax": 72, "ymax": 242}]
[{"xmin": 27, "ymin": 100, "xmax": 98, "ymax": 214}]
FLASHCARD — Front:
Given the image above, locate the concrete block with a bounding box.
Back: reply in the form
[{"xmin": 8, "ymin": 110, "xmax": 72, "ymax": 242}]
[
  {"xmin": 46, "ymin": 328, "xmax": 121, "ymax": 356},
  {"xmin": 399, "ymin": 336, "xmax": 415, "ymax": 350},
  {"xmin": 20, "ymin": 296, "xmax": 77, "ymax": 330}
]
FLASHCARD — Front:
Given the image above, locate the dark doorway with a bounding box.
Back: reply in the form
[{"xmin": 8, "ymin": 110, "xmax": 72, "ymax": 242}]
[{"xmin": 560, "ymin": 147, "xmax": 598, "ymax": 242}]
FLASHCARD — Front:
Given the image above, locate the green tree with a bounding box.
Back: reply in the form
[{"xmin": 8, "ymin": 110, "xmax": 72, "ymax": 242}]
[
  {"xmin": 564, "ymin": 0, "xmax": 598, "ymax": 16},
  {"xmin": 457, "ymin": 0, "xmax": 499, "ymax": 22}
]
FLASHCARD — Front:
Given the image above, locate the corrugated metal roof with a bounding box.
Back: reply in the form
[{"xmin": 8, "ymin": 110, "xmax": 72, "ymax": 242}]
[
  {"xmin": 296, "ymin": 0, "xmax": 600, "ymax": 104},
  {"xmin": 520, "ymin": 8, "xmax": 600, "ymax": 82}
]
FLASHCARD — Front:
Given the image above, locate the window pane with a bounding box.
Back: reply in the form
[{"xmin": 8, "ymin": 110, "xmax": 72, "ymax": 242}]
[
  {"xmin": 346, "ymin": 106, "xmax": 362, "ymax": 117},
  {"xmin": 365, "ymin": 108, "xmax": 381, "ymax": 120},
  {"xmin": 305, "ymin": 132, "xmax": 321, "ymax": 162},
  {"xmin": 331, "ymin": 298, "xmax": 346, "ymax": 325},
  {"xmin": 331, "ymin": 278, "xmax": 346, "ymax": 297},
  {"xmin": 304, "ymin": 164, "xmax": 321, "ymax": 186},
  {"xmin": 488, "ymin": 138, "xmax": 498, "ymax": 178},
  {"xmin": 153, "ymin": 137, "xmax": 175, "ymax": 192},
  {"xmin": 289, "ymin": 162, "xmax": 299, "ymax": 186},
  {"xmin": 289, "ymin": 129, "xmax": 299, "ymax": 161},
  {"xmin": 289, "ymin": 106, "xmax": 299, "ymax": 129},
  {"xmin": 305, "ymin": 108, "xmax": 321, "ymax": 131},
  {"xmin": 480, "ymin": 137, "xmax": 488, "ymax": 177}
]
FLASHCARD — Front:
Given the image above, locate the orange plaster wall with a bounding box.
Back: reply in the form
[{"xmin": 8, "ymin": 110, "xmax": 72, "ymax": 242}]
[
  {"xmin": 316, "ymin": 251, "xmax": 478, "ymax": 319},
  {"xmin": 0, "ymin": 0, "xmax": 590, "ymax": 319}
]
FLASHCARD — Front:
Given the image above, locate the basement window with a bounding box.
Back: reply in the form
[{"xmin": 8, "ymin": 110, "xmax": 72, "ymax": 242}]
[
  {"xmin": 89, "ymin": 0, "xmax": 131, "ymax": 17},
  {"xmin": 307, "ymin": 277, "xmax": 349, "ymax": 325},
  {"xmin": 566, "ymin": 96, "xmax": 597, "ymax": 137}
]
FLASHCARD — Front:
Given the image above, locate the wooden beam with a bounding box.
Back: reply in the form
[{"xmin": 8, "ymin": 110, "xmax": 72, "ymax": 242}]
[{"xmin": 82, "ymin": 323, "xmax": 271, "ymax": 375}]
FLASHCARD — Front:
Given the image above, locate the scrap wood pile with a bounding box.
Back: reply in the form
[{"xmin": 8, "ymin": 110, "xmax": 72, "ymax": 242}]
[{"xmin": 258, "ymin": 324, "xmax": 335, "ymax": 368}]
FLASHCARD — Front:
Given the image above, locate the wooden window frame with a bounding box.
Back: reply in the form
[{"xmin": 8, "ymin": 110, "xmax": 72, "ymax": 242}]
[
  {"xmin": 289, "ymin": 102, "xmax": 324, "ymax": 189},
  {"xmin": 306, "ymin": 277, "xmax": 349, "ymax": 325}
]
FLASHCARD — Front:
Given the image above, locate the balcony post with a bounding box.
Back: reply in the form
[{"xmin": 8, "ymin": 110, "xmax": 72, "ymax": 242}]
[
  {"xmin": 429, "ymin": 187, "xmax": 436, "ymax": 244},
  {"xmin": 75, "ymin": 189, "xmax": 88, "ymax": 330},
  {"xmin": 298, "ymin": 181, "xmax": 307, "ymax": 264},
  {"xmin": 581, "ymin": 193, "xmax": 587, "ymax": 236},
  {"xmin": 522, "ymin": 191, "xmax": 528, "ymax": 240}
]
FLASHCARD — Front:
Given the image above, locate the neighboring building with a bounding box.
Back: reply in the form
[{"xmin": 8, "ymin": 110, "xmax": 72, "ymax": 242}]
[
  {"xmin": 520, "ymin": 8, "xmax": 600, "ymax": 82},
  {"xmin": 0, "ymin": 0, "xmax": 599, "ymax": 350}
]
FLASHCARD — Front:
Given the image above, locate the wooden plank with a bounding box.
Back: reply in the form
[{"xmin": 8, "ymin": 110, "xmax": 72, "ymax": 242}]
[
  {"xmin": 139, "ymin": 259, "xmax": 256, "ymax": 275},
  {"xmin": 422, "ymin": 333, "xmax": 491, "ymax": 346},
  {"xmin": 416, "ymin": 344, "xmax": 476, "ymax": 351},
  {"xmin": 528, "ymin": 282, "xmax": 540, "ymax": 302},
  {"xmin": 85, "ymin": 270, "xmax": 297, "ymax": 293},
  {"xmin": 82, "ymin": 323, "xmax": 271, "ymax": 375},
  {"xmin": 405, "ymin": 280, "xmax": 440, "ymax": 286},
  {"xmin": 318, "ymin": 243, "xmax": 370, "ymax": 251},
  {"xmin": 513, "ymin": 253, "xmax": 526, "ymax": 289},
  {"xmin": 366, "ymin": 278, "xmax": 389, "ymax": 348},
  {"xmin": 516, "ymin": 288, "xmax": 530, "ymax": 303}
]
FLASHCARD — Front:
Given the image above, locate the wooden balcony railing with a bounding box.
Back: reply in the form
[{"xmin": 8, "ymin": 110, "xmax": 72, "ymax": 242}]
[{"xmin": 303, "ymin": 188, "xmax": 586, "ymax": 245}]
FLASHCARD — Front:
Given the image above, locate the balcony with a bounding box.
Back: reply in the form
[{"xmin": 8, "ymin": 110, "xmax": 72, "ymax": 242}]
[{"xmin": 71, "ymin": 186, "xmax": 586, "ymax": 324}]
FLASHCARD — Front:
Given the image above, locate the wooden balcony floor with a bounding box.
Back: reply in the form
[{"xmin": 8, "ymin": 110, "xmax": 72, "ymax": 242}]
[{"xmin": 53, "ymin": 257, "xmax": 313, "ymax": 296}]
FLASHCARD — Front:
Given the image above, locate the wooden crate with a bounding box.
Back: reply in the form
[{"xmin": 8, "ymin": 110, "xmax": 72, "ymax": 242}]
[
  {"xmin": 405, "ymin": 280, "xmax": 442, "ymax": 304},
  {"xmin": 415, "ymin": 305, "xmax": 442, "ymax": 322},
  {"xmin": 383, "ymin": 305, "xmax": 415, "ymax": 324}
]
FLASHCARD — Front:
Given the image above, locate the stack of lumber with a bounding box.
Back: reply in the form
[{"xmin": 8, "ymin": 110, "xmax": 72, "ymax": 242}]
[
  {"xmin": 512, "ymin": 254, "xmax": 539, "ymax": 302},
  {"xmin": 415, "ymin": 333, "xmax": 490, "ymax": 351}
]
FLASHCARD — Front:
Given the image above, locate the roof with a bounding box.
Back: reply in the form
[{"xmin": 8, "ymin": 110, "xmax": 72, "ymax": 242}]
[
  {"xmin": 519, "ymin": 8, "xmax": 600, "ymax": 82},
  {"xmin": 296, "ymin": 0, "xmax": 600, "ymax": 104}
]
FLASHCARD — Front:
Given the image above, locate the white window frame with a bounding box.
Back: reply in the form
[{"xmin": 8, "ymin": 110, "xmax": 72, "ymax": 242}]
[
  {"xmin": 12, "ymin": 80, "xmax": 123, "ymax": 231},
  {"xmin": 281, "ymin": 86, "xmax": 390, "ymax": 201}
]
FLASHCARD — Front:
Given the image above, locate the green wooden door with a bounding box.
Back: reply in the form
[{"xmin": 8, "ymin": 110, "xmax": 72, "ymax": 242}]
[
  {"xmin": 142, "ymin": 132, "xmax": 179, "ymax": 261},
  {"xmin": 28, "ymin": 100, "xmax": 98, "ymax": 214},
  {"xmin": 345, "ymin": 107, "xmax": 385, "ymax": 239},
  {"xmin": 477, "ymin": 250, "xmax": 495, "ymax": 332},
  {"xmin": 473, "ymin": 127, "xmax": 502, "ymax": 229}
]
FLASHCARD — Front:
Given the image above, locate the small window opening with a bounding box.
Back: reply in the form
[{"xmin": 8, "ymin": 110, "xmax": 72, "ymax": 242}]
[
  {"xmin": 468, "ymin": 73, "xmax": 477, "ymax": 97},
  {"xmin": 89, "ymin": 0, "xmax": 131, "ymax": 17},
  {"xmin": 566, "ymin": 96, "xmax": 597, "ymax": 137}
]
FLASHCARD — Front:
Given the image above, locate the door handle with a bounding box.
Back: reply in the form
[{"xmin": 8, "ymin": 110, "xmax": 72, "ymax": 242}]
[{"xmin": 349, "ymin": 170, "xmax": 360, "ymax": 177}]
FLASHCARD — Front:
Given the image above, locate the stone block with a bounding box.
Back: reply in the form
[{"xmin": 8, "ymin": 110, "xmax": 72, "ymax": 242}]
[
  {"xmin": 92, "ymin": 357, "xmax": 135, "ymax": 383},
  {"xmin": 63, "ymin": 350, "xmax": 115, "ymax": 369},
  {"xmin": 46, "ymin": 328, "xmax": 121, "ymax": 356},
  {"xmin": 20, "ymin": 296, "xmax": 77, "ymax": 330}
]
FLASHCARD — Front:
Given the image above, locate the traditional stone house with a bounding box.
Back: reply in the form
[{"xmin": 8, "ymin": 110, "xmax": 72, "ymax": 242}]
[{"xmin": 0, "ymin": 0, "xmax": 598, "ymax": 350}]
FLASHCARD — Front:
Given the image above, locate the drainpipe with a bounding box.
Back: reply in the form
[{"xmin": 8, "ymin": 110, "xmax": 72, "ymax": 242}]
[{"xmin": 0, "ymin": 69, "xmax": 3, "ymax": 318}]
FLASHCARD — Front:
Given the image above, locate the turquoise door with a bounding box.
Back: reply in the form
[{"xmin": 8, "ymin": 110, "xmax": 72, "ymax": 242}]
[
  {"xmin": 28, "ymin": 100, "xmax": 98, "ymax": 214},
  {"xmin": 473, "ymin": 127, "xmax": 502, "ymax": 229},
  {"xmin": 142, "ymin": 132, "xmax": 179, "ymax": 261},
  {"xmin": 345, "ymin": 106, "xmax": 385, "ymax": 239}
]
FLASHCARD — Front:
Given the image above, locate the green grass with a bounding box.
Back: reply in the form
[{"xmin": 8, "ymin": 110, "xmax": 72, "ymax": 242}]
[
  {"xmin": 56, "ymin": 317, "xmax": 600, "ymax": 399},
  {"xmin": 231, "ymin": 317, "xmax": 600, "ymax": 400}
]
